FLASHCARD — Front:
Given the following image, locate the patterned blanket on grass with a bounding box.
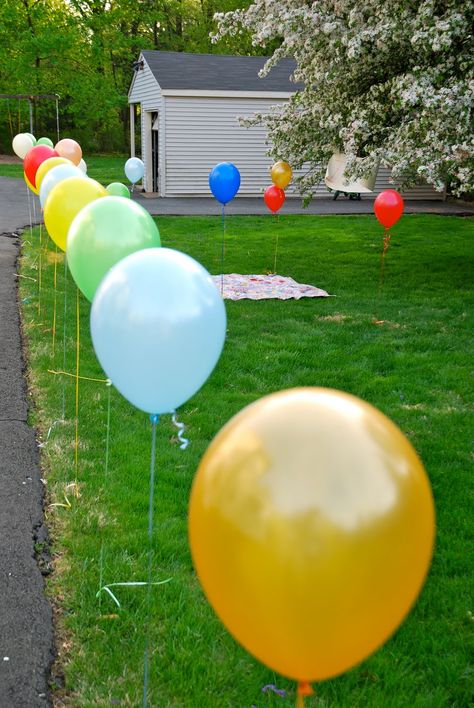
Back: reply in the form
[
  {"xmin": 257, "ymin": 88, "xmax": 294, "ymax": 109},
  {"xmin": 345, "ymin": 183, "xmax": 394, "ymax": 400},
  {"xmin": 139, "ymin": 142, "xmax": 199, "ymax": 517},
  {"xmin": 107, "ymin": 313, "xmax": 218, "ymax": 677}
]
[{"xmin": 212, "ymin": 274, "xmax": 330, "ymax": 300}]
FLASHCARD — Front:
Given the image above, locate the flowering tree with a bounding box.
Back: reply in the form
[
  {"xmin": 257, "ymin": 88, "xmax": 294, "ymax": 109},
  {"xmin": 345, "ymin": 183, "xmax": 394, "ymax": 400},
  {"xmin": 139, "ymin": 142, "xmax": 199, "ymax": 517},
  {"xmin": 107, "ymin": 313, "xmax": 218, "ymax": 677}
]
[{"xmin": 213, "ymin": 1, "xmax": 474, "ymax": 197}]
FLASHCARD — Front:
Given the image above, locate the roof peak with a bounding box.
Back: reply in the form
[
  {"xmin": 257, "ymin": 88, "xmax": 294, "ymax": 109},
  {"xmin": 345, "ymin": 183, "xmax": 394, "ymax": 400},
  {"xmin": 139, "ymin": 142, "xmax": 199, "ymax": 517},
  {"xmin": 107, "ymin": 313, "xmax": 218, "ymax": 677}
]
[{"xmin": 138, "ymin": 50, "xmax": 300, "ymax": 93}]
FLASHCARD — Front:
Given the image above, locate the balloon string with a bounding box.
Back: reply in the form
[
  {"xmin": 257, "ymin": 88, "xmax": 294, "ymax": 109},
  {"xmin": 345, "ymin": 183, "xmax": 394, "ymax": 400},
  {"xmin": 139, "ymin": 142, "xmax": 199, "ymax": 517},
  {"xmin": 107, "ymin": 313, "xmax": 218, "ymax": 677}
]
[
  {"xmin": 273, "ymin": 213, "xmax": 280, "ymax": 273},
  {"xmin": 221, "ymin": 204, "xmax": 226, "ymax": 297},
  {"xmin": 143, "ymin": 414, "xmax": 159, "ymax": 708},
  {"xmin": 26, "ymin": 181, "xmax": 33, "ymax": 245},
  {"xmin": 74, "ymin": 287, "xmax": 80, "ymax": 482},
  {"xmin": 52, "ymin": 246, "xmax": 58, "ymax": 358},
  {"xmin": 61, "ymin": 256, "xmax": 68, "ymax": 420},
  {"xmin": 171, "ymin": 411, "xmax": 189, "ymax": 450},
  {"xmin": 296, "ymin": 681, "xmax": 313, "ymax": 707},
  {"xmin": 48, "ymin": 369, "xmax": 109, "ymax": 384},
  {"xmin": 379, "ymin": 228, "xmax": 391, "ymax": 294},
  {"xmin": 37, "ymin": 214, "xmax": 42, "ymax": 318},
  {"xmin": 98, "ymin": 380, "xmax": 112, "ymax": 608},
  {"xmin": 374, "ymin": 228, "xmax": 391, "ymax": 324},
  {"xmin": 104, "ymin": 380, "xmax": 112, "ymax": 476}
]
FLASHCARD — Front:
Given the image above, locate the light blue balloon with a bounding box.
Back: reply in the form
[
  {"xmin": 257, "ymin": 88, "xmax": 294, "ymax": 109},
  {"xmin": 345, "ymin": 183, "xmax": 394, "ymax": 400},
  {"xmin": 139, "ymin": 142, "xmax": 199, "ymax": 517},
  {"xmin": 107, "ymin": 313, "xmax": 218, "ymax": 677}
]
[
  {"xmin": 124, "ymin": 157, "xmax": 145, "ymax": 185},
  {"xmin": 40, "ymin": 163, "xmax": 86, "ymax": 208},
  {"xmin": 90, "ymin": 247, "xmax": 226, "ymax": 414}
]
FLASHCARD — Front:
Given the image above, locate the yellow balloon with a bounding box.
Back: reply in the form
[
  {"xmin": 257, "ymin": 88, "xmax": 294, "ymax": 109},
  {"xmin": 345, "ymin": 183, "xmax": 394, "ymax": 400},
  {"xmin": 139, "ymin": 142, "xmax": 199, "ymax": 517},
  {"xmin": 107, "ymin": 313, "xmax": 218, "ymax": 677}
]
[
  {"xmin": 24, "ymin": 172, "xmax": 39, "ymax": 195},
  {"xmin": 44, "ymin": 177, "xmax": 108, "ymax": 251},
  {"xmin": 35, "ymin": 156, "xmax": 71, "ymax": 190},
  {"xmin": 270, "ymin": 160, "xmax": 293, "ymax": 189},
  {"xmin": 189, "ymin": 388, "xmax": 435, "ymax": 683}
]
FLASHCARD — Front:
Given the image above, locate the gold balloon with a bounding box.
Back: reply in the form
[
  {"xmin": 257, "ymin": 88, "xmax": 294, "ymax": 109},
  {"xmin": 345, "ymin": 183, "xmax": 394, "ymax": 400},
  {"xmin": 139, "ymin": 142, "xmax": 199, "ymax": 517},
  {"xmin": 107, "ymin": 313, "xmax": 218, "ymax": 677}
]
[
  {"xmin": 35, "ymin": 156, "xmax": 71, "ymax": 190},
  {"xmin": 270, "ymin": 160, "xmax": 293, "ymax": 189},
  {"xmin": 44, "ymin": 177, "xmax": 107, "ymax": 251},
  {"xmin": 189, "ymin": 388, "xmax": 435, "ymax": 682}
]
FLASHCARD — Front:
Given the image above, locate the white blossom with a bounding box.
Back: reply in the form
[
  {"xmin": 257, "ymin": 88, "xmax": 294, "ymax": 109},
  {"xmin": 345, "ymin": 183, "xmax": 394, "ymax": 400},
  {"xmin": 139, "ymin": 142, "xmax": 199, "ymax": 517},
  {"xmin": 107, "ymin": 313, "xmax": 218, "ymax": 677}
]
[{"xmin": 214, "ymin": 0, "xmax": 474, "ymax": 197}]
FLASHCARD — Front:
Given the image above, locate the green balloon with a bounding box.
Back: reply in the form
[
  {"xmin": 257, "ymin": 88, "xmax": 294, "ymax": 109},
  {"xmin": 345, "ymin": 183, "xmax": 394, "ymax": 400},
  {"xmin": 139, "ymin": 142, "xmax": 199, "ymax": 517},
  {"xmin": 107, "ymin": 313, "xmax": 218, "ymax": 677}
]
[
  {"xmin": 36, "ymin": 137, "xmax": 54, "ymax": 147},
  {"xmin": 106, "ymin": 182, "xmax": 131, "ymax": 198},
  {"xmin": 67, "ymin": 197, "xmax": 161, "ymax": 302}
]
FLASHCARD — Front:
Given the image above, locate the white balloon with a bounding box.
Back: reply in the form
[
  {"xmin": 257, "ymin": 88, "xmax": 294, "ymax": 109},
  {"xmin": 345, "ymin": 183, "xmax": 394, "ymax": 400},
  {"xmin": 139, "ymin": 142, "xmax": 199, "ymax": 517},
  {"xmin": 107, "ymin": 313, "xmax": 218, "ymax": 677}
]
[
  {"xmin": 78, "ymin": 158, "xmax": 87, "ymax": 174},
  {"xmin": 39, "ymin": 163, "xmax": 86, "ymax": 208},
  {"xmin": 12, "ymin": 133, "xmax": 35, "ymax": 160},
  {"xmin": 124, "ymin": 157, "xmax": 144, "ymax": 184}
]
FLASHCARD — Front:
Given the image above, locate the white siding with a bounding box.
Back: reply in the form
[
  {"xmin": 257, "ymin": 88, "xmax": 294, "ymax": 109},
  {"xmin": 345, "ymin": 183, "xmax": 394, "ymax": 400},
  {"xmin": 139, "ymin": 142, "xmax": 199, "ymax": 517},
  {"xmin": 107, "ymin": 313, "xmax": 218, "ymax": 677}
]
[
  {"xmin": 163, "ymin": 96, "xmax": 280, "ymax": 196},
  {"xmin": 162, "ymin": 96, "xmax": 442, "ymax": 198},
  {"xmin": 129, "ymin": 56, "xmax": 163, "ymax": 192}
]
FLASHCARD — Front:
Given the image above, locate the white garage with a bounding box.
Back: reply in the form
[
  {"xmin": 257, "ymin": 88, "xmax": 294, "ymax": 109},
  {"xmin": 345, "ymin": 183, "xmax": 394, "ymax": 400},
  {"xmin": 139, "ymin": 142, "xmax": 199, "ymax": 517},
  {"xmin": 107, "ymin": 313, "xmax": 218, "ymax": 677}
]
[{"xmin": 128, "ymin": 51, "xmax": 443, "ymax": 200}]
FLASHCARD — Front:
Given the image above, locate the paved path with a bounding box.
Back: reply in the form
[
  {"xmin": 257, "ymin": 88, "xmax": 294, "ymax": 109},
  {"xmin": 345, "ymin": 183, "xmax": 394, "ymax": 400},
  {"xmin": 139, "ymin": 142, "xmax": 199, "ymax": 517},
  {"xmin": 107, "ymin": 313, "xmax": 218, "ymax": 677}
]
[
  {"xmin": 135, "ymin": 193, "xmax": 474, "ymax": 217},
  {"xmin": 0, "ymin": 177, "xmax": 53, "ymax": 706}
]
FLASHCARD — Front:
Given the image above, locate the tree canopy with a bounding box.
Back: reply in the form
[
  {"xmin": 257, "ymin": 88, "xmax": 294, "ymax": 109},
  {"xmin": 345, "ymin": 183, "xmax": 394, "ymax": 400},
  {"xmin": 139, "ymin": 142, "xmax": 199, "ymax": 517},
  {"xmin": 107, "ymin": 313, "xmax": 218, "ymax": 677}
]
[
  {"xmin": 214, "ymin": 1, "xmax": 474, "ymax": 196},
  {"xmin": 0, "ymin": 0, "xmax": 258, "ymax": 153}
]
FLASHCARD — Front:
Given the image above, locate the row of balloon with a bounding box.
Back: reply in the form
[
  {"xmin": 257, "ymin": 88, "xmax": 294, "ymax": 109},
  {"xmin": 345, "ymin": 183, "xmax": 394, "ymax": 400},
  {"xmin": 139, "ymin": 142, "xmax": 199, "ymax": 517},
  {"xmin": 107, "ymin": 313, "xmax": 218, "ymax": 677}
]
[
  {"xmin": 13, "ymin": 127, "xmax": 227, "ymax": 425},
  {"xmin": 204, "ymin": 160, "xmax": 431, "ymax": 705},
  {"xmin": 15, "ymin": 133, "xmax": 227, "ymax": 705},
  {"xmin": 18, "ymin": 135, "xmax": 432, "ymax": 707}
]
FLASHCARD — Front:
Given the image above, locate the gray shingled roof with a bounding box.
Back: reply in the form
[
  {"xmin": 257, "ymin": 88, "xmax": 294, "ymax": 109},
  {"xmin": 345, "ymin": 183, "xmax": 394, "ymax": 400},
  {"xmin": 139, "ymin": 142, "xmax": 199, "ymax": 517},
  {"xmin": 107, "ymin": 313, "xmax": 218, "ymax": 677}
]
[{"xmin": 141, "ymin": 50, "xmax": 301, "ymax": 92}]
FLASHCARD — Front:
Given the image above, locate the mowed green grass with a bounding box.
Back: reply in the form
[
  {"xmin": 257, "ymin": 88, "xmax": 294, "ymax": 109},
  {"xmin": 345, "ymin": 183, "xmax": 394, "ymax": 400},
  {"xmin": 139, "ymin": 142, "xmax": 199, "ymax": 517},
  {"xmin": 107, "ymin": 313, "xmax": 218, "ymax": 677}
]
[
  {"xmin": 20, "ymin": 213, "xmax": 473, "ymax": 706},
  {"xmin": 0, "ymin": 154, "xmax": 128, "ymax": 184}
]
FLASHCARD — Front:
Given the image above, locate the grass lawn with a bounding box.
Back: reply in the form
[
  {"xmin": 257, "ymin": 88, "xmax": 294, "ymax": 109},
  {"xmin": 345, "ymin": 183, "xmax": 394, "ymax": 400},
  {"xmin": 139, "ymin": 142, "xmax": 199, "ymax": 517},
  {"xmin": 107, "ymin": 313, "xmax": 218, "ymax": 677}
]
[
  {"xmin": 0, "ymin": 154, "xmax": 128, "ymax": 185},
  {"xmin": 20, "ymin": 212, "xmax": 473, "ymax": 707}
]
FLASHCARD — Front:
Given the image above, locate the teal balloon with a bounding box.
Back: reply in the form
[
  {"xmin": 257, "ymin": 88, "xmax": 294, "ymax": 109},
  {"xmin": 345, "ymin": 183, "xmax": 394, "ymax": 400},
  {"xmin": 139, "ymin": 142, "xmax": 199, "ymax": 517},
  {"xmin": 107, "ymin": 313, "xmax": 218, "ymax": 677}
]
[
  {"xmin": 106, "ymin": 182, "xmax": 130, "ymax": 198},
  {"xmin": 36, "ymin": 137, "xmax": 54, "ymax": 148},
  {"xmin": 67, "ymin": 196, "xmax": 161, "ymax": 302},
  {"xmin": 90, "ymin": 248, "xmax": 227, "ymax": 414}
]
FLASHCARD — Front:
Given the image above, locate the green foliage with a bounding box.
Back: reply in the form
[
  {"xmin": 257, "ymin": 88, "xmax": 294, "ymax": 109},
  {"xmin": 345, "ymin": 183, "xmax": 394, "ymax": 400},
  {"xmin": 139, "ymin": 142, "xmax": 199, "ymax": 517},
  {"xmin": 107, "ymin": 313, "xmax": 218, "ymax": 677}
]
[
  {"xmin": 0, "ymin": 0, "xmax": 263, "ymax": 155},
  {"xmin": 20, "ymin": 213, "xmax": 474, "ymax": 705}
]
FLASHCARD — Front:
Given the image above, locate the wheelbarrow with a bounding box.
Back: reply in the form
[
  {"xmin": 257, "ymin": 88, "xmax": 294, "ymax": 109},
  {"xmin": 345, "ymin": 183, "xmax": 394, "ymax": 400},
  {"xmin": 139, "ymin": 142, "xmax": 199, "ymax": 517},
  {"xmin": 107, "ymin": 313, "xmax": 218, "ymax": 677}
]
[{"xmin": 325, "ymin": 152, "xmax": 379, "ymax": 200}]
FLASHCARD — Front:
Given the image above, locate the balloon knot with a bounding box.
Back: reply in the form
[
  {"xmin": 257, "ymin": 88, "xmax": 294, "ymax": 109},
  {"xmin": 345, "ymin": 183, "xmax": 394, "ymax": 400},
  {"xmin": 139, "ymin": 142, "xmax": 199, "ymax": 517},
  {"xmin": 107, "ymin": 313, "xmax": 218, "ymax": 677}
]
[
  {"xmin": 150, "ymin": 414, "xmax": 160, "ymax": 424},
  {"xmin": 297, "ymin": 682, "xmax": 313, "ymax": 696}
]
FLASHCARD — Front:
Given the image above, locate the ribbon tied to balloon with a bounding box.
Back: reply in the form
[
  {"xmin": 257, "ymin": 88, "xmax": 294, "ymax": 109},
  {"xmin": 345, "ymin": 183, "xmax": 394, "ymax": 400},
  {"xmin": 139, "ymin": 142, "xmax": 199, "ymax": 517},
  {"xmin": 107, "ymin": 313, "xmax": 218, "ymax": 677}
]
[
  {"xmin": 373, "ymin": 189, "xmax": 405, "ymax": 320},
  {"xmin": 189, "ymin": 387, "xmax": 435, "ymax": 704},
  {"xmin": 264, "ymin": 161, "xmax": 292, "ymax": 271}
]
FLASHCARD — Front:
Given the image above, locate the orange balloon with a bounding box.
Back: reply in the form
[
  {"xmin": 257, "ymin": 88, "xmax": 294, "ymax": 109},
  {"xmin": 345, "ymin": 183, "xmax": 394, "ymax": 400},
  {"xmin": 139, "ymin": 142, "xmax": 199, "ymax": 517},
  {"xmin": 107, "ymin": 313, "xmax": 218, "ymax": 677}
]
[
  {"xmin": 55, "ymin": 138, "xmax": 82, "ymax": 166},
  {"xmin": 270, "ymin": 160, "xmax": 292, "ymax": 189},
  {"xmin": 189, "ymin": 388, "xmax": 435, "ymax": 683},
  {"xmin": 35, "ymin": 157, "xmax": 71, "ymax": 190},
  {"xmin": 44, "ymin": 177, "xmax": 107, "ymax": 251},
  {"xmin": 24, "ymin": 172, "xmax": 39, "ymax": 195}
]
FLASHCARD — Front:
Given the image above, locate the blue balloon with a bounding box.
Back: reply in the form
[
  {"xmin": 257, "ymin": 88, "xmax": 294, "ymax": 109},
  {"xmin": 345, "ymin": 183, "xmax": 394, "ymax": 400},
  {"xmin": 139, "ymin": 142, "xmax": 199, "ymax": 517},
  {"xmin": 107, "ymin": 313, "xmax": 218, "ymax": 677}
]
[
  {"xmin": 124, "ymin": 157, "xmax": 145, "ymax": 185},
  {"xmin": 90, "ymin": 248, "xmax": 227, "ymax": 415},
  {"xmin": 209, "ymin": 162, "xmax": 241, "ymax": 204},
  {"xmin": 39, "ymin": 164, "xmax": 85, "ymax": 208}
]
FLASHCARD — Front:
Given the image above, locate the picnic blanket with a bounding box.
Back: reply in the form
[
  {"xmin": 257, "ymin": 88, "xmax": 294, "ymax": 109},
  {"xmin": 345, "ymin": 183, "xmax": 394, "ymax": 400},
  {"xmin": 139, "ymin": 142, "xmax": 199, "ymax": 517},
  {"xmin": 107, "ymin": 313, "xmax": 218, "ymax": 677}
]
[{"xmin": 212, "ymin": 274, "xmax": 330, "ymax": 300}]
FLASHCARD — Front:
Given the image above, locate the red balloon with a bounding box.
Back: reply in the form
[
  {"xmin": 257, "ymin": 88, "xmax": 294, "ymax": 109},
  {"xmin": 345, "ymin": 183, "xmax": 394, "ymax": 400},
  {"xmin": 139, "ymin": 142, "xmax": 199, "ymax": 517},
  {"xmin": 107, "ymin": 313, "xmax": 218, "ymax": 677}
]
[
  {"xmin": 264, "ymin": 185, "xmax": 285, "ymax": 213},
  {"xmin": 374, "ymin": 189, "xmax": 404, "ymax": 229},
  {"xmin": 24, "ymin": 145, "xmax": 59, "ymax": 188}
]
